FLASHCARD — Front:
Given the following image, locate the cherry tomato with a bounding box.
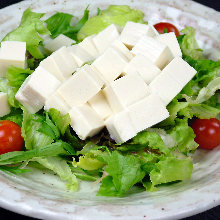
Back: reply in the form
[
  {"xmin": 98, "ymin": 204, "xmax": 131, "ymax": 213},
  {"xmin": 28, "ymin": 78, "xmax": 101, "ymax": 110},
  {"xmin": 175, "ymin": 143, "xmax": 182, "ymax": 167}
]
[
  {"xmin": 154, "ymin": 22, "xmax": 180, "ymax": 37},
  {"xmin": 191, "ymin": 118, "xmax": 220, "ymax": 150},
  {"xmin": 0, "ymin": 120, "xmax": 24, "ymax": 155}
]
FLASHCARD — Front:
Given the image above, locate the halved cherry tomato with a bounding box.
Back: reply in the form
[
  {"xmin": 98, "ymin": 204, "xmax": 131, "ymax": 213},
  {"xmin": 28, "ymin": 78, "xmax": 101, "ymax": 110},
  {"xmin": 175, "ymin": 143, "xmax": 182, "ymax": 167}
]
[
  {"xmin": 154, "ymin": 22, "xmax": 180, "ymax": 37},
  {"xmin": 191, "ymin": 118, "xmax": 220, "ymax": 150},
  {"xmin": 0, "ymin": 120, "xmax": 24, "ymax": 155}
]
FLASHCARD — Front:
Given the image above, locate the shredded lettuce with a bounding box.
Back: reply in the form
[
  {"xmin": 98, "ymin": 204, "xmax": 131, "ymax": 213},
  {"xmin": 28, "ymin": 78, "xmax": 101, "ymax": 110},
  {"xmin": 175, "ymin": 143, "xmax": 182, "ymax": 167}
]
[{"xmin": 2, "ymin": 8, "xmax": 50, "ymax": 58}]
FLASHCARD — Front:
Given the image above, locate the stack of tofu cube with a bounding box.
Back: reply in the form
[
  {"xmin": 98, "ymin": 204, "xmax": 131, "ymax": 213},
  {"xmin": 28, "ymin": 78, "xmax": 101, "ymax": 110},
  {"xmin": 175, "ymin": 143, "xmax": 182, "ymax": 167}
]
[{"xmin": 8, "ymin": 21, "xmax": 196, "ymax": 144}]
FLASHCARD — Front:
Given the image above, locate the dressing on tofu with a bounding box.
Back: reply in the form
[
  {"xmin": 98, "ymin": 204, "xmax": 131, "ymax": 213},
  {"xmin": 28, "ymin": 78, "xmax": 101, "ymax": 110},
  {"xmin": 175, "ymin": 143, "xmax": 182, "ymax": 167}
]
[{"xmin": 0, "ymin": 21, "xmax": 197, "ymax": 144}]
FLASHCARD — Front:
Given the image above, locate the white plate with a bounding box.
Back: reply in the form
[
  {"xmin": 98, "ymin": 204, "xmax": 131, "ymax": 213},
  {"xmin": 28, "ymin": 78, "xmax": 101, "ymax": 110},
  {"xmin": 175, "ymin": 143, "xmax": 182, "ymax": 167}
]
[{"xmin": 0, "ymin": 0, "xmax": 220, "ymax": 219}]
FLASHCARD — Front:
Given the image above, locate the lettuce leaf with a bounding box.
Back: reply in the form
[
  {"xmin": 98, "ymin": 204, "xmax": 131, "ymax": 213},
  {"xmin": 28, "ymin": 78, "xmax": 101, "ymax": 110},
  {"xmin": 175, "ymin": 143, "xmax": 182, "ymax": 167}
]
[
  {"xmin": 169, "ymin": 119, "xmax": 198, "ymax": 154},
  {"xmin": 6, "ymin": 66, "xmax": 33, "ymax": 92},
  {"xmin": 0, "ymin": 108, "xmax": 23, "ymax": 126},
  {"xmin": 2, "ymin": 8, "xmax": 50, "ymax": 58},
  {"xmin": 98, "ymin": 151, "xmax": 145, "ymax": 196},
  {"xmin": 179, "ymin": 27, "xmax": 203, "ymax": 60},
  {"xmin": 21, "ymin": 109, "xmax": 54, "ymax": 150},
  {"xmin": 0, "ymin": 77, "xmax": 19, "ymax": 108},
  {"xmin": 0, "ymin": 141, "xmax": 72, "ymax": 165},
  {"xmin": 149, "ymin": 157, "xmax": 193, "ymax": 189},
  {"xmin": 45, "ymin": 8, "xmax": 89, "ymax": 41},
  {"xmin": 77, "ymin": 5, "xmax": 145, "ymax": 41},
  {"xmin": 35, "ymin": 156, "xmax": 78, "ymax": 191}
]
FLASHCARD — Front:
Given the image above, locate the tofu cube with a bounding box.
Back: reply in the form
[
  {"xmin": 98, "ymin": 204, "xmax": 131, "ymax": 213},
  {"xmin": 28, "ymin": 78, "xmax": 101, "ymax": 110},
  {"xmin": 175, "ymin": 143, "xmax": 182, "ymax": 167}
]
[
  {"xmin": 91, "ymin": 48, "xmax": 128, "ymax": 84},
  {"xmin": 149, "ymin": 57, "xmax": 197, "ymax": 105},
  {"xmin": 128, "ymin": 94, "xmax": 169, "ymax": 133},
  {"xmin": 69, "ymin": 104, "xmax": 104, "ymax": 140},
  {"xmin": 88, "ymin": 91, "xmax": 112, "ymax": 120},
  {"xmin": 104, "ymin": 73, "xmax": 150, "ymax": 113},
  {"xmin": 131, "ymin": 36, "xmax": 174, "ymax": 69},
  {"xmin": 120, "ymin": 22, "xmax": 159, "ymax": 49},
  {"xmin": 0, "ymin": 92, "xmax": 10, "ymax": 117},
  {"xmin": 123, "ymin": 54, "xmax": 161, "ymax": 84},
  {"xmin": 44, "ymin": 34, "xmax": 76, "ymax": 52},
  {"xmin": 51, "ymin": 47, "xmax": 78, "ymax": 78},
  {"xmin": 40, "ymin": 56, "xmax": 66, "ymax": 82},
  {"xmin": 15, "ymin": 66, "xmax": 61, "ymax": 113},
  {"xmin": 111, "ymin": 39, "xmax": 134, "ymax": 61},
  {"xmin": 0, "ymin": 41, "xmax": 26, "ymax": 76},
  {"xmin": 44, "ymin": 92, "xmax": 70, "ymax": 115},
  {"xmin": 149, "ymin": 69, "xmax": 182, "ymax": 106},
  {"xmin": 163, "ymin": 57, "xmax": 197, "ymax": 86},
  {"xmin": 156, "ymin": 32, "xmax": 182, "ymax": 57},
  {"xmin": 92, "ymin": 24, "xmax": 120, "ymax": 54},
  {"xmin": 67, "ymin": 44, "xmax": 93, "ymax": 66},
  {"xmin": 57, "ymin": 64, "xmax": 104, "ymax": 107},
  {"xmin": 78, "ymin": 35, "xmax": 99, "ymax": 60},
  {"xmin": 105, "ymin": 110, "xmax": 137, "ymax": 143}
]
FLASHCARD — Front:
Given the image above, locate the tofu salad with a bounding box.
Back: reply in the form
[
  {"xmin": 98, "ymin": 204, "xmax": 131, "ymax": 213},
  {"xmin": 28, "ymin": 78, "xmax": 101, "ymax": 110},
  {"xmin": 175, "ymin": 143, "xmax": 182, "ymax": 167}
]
[{"xmin": 0, "ymin": 5, "xmax": 220, "ymax": 196}]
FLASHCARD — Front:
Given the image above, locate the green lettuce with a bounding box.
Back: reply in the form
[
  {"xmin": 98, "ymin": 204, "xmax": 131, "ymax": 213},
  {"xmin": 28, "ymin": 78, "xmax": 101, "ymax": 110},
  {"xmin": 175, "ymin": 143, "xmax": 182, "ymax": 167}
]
[
  {"xmin": 6, "ymin": 66, "xmax": 33, "ymax": 92},
  {"xmin": 98, "ymin": 151, "xmax": 145, "ymax": 196},
  {"xmin": 179, "ymin": 27, "xmax": 203, "ymax": 60},
  {"xmin": 2, "ymin": 8, "xmax": 50, "ymax": 58},
  {"xmin": 35, "ymin": 156, "xmax": 78, "ymax": 191},
  {"xmin": 77, "ymin": 5, "xmax": 145, "ymax": 41},
  {"xmin": 149, "ymin": 157, "xmax": 193, "ymax": 189},
  {"xmin": 45, "ymin": 8, "xmax": 89, "ymax": 41},
  {"xmin": 0, "ymin": 77, "xmax": 19, "ymax": 108}
]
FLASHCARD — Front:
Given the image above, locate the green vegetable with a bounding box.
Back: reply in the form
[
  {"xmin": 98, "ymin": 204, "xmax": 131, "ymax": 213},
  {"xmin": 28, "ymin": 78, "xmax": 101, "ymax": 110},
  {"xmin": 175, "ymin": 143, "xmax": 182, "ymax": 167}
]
[
  {"xmin": 0, "ymin": 165, "xmax": 30, "ymax": 175},
  {"xmin": 179, "ymin": 27, "xmax": 203, "ymax": 60},
  {"xmin": 0, "ymin": 141, "xmax": 72, "ymax": 165},
  {"xmin": 6, "ymin": 66, "xmax": 33, "ymax": 92},
  {"xmin": 169, "ymin": 119, "xmax": 198, "ymax": 154},
  {"xmin": 98, "ymin": 151, "xmax": 145, "ymax": 196},
  {"xmin": 0, "ymin": 108, "xmax": 23, "ymax": 126},
  {"xmin": 2, "ymin": 8, "xmax": 50, "ymax": 58},
  {"xmin": 45, "ymin": 8, "xmax": 89, "ymax": 41},
  {"xmin": 149, "ymin": 157, "xmax": 193, "ymax": 189},
  {"xmin": 77, "ymin": 5, "xmax": 145, "ymax": 41},
  {"xmin": 0, "ymin": 78, "xmax": 19, "ymax": 108},
  {"xmin": 35, "ymin": 156, "xmax": 78, "ymax": 191}
]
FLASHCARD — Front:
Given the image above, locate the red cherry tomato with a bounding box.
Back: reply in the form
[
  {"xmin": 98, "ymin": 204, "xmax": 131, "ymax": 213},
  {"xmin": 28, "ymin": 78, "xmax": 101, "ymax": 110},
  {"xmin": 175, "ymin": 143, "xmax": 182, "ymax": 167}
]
[
  {"xmin": 154, "ymin": 22, "xmax": 180, "ymax": 37},
  {"xmin": 0, "ymin": 120, "xmax": 24, "ymax": 155},
  {"xmin": 191, "ymin": 118, "xmax": 220, "ymax": 150}
]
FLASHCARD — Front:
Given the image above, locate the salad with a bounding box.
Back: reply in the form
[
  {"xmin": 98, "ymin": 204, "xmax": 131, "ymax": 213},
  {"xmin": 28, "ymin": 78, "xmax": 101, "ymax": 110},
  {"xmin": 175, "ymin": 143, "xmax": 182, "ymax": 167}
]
[{"xmin": 0, "ymin": 5, "xmax": 220, "ymax": 197}]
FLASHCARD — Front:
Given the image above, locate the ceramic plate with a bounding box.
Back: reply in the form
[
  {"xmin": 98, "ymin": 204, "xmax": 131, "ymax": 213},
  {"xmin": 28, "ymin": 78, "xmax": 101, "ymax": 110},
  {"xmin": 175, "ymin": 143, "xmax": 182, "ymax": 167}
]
[{"xmin": 0, "ymin": 0, "xmax": 220, "ymax": 219}]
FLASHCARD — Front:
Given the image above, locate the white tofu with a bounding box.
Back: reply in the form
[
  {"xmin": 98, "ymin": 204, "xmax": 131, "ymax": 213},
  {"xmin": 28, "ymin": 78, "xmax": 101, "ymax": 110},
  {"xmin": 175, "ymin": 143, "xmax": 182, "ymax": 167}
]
[
  {"xmin": 51, "ymin": 46, "xmax": 78, "ymax": 78},
  {"xmin": 57, "ymin": 64, "xmax": 104, "ymax": 107},
  {"xmin": 123, "ymin": 54, "xmax": 161, "ymax": 84},
  {"xmin": 92, "ymin": 24, "xmax": 120, "ymax": 54},
  {"xmin": 163, "ymin": 57, "xmax": 197, "ymax": 87},
  {"xmin": 131, "ymin": 36, "xmax": 174, "ymax": 69},
  {"xmin": 128, "ymin": 94, "xmax": 169, "ymax": 133},
  {"xmin": 40, "ymin": 56, "xmax": 66, "ymax": 82},
  {"xmin": 88, "ymin": 91, "xmax": 112, "ymax": 120},
  {"xmin": 0, "ymin": 41, "xmax": 26, "ymax": 76},
  {"xmin": 156, "ymin": 32, "xmax": 182, "ymax": 57},
  {"xmin": 15, "ymin": 66, "xmax": 61, "ymax": 113},
  {"xmin": 149, "ymin": 69, "xmax": 183, "ymax": 106},
  {"xmin": 44, "ymin": 92, "xmax": 70, "ymax": 115},
  {"xmin": 44, "ymin": 34, "xmax": 76, "ymax": 52},
  {"xmin": 111, "ymin": 39, "xmax": 133, "ymax": 61},
  {"xmin": 149, "ymin": 57, "xmax": 197, "ymax": 105},
  {"xmin": 91, "ymin": 48, "xmax": 128, "ymax": 84},
  {"xmin": 0, "ymin": 92, "xmax": 10, "ymax": 117},
  {"xmin": 69, "ymin": 104, "xmax": 104, "ymax": 140},
  {"xmin": 67, "ymin": 44, "xmax": 93, "ymax": 66},
  {"xmin": 120, "ymin": 22, "xmax": 159, "ymax": 49},
  {"xmin": 105, "ymin": 110, "xmax": 137, "ymax": 143},
  {"xmin": 78, "ymin": 35, "xmax": 99, "ymax": 59},
  {"xmin": 104, "ymin": 73, "xmax": 150, "ymax": 113}
]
